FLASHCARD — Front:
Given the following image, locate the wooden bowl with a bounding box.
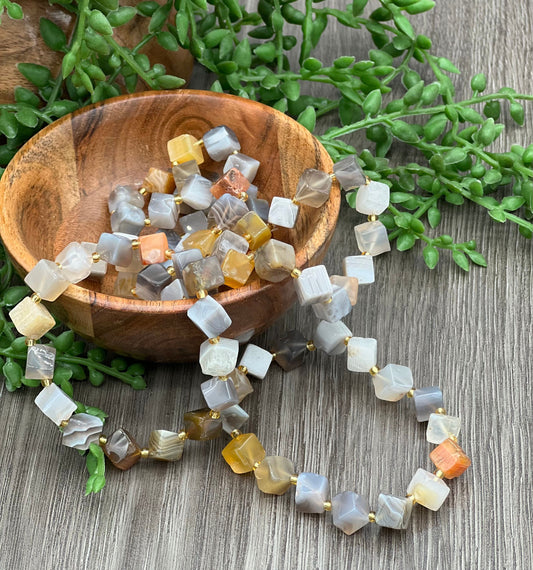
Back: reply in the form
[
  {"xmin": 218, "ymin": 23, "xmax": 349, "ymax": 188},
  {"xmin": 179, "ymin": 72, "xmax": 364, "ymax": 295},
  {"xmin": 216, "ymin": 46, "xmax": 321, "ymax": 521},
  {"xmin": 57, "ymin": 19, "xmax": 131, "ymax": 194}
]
[{"xmin": 0, "ymin": 90, "xmax": 340, "ymax": 362}]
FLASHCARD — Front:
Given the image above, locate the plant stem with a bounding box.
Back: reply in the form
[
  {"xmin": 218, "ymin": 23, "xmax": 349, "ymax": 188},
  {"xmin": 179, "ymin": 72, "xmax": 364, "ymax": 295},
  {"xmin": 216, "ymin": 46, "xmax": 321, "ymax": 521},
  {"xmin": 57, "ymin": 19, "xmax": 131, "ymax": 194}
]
[{"xmin": 104, "ymin": 36, "xmax": 158, "ymax": 89}]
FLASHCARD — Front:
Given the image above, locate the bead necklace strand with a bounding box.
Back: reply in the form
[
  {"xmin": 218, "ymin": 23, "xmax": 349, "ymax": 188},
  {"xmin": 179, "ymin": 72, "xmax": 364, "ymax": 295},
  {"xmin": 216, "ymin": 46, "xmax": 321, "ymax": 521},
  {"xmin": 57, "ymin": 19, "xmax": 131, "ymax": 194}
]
[{"xmin": 7, "ymin": 125, "xmax": 470, "ymax": 534}]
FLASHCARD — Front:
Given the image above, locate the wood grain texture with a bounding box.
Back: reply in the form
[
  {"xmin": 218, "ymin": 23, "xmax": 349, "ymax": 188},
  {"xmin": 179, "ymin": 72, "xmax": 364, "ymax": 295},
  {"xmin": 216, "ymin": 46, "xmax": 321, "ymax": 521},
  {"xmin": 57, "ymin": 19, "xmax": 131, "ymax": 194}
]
[
  {"xmin": 0, "ymin": 90, "xmax": 338, "ymax": 361},
  {"xmin": 0, "ymin": 0, "xmax": 532, "ymax": 569}
]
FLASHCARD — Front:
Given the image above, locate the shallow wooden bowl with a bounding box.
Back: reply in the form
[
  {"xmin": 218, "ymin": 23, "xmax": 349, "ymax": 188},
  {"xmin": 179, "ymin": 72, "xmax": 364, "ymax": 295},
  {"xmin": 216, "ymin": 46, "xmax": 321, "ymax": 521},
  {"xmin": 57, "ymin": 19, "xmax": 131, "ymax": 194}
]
[{"xmin": 0, "ymin": 90, "xmax": 340, "ymax": 362}]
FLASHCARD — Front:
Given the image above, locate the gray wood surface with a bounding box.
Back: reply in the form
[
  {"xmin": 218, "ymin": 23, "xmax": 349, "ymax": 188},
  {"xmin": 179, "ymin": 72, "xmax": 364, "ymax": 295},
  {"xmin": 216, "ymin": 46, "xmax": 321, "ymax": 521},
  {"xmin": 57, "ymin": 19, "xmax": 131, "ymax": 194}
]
[{"xmin": 1, "ymin": 1, "xmax": 532, "ymax": 569}]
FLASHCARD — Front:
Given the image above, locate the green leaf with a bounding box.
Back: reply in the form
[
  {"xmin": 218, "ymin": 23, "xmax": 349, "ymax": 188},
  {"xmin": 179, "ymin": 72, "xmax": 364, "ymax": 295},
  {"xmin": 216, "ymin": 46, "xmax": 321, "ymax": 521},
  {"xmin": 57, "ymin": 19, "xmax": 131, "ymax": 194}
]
[
  {"xmin": 452, "ymin": 250, "xmax": 469, "ymax": 271},
  {"xmin": 403, "ymin": 80, "xmax": 424, "ymax": 106},
  {"xmin": 501, "ymin": 196, "xmax": 525, "ymax": 211},
  {"xmin": 396, "ymin": 231, "xmax": 416, "ymax": 251},
  {"xmin": 352, "ymin": 0, "xmax": 368, "ymax": 16},
  {"xmin": 445, "ymin": 193, "xmax": 464, "ymax": 206},
  {"xmin": 254, "ymin": 43, "xmax": 277, "ymax": 63},
  {"xmin": 390, "ymin": 192, "xmax": 412, "ymax": 203},
  {"xmin": 88, "ymin": 369, "xmax": 105, "ymax": 387},
  {"xmin": 391, "ymin": 120, "xmax": 419, "ymax": 143},
  {"xmin": 148, "ymin": 2, "xmax": 172, "ymax": 33},
  {"xmin": 63, "ymin": 362, "xmax": 86, "ymax": 381},
  {"xmin": 47, "ymin": 100, "xmax": 79, "ymax": 118},
  {"xmin": 345, "ymin": 191, "xmax": 357, "ymax": 209},
  {"xmin": 89, "ymin": 10, "xmax": 113, "ymax": 36},
  {"xmin": 423, "ymin": 245, "xmax": 439, "ymax": 269},
  {"xmin": 17, "ymin": 63, "xmax": 52, "ymax": 88},
  {"xmin": 2, "ymin": 285, "xmax": 29, "ymax": 306},
  {"xmin": 459, "ymin": 107, "xmax": 484, "ymax": 124},
  {"xmin": 15, "ymin": 107, "xmax": 38, "ymax": 128},
  {"xmin": 339, "ymin": 97, "xmax": 363, "ymax": 127},
  {"xmin": 510, "ymin": 102, "xmax": 525, "ymax": 126},
  {"xmin": 14, "ymin": 87, "xmax": 41, "ymax": 107},
  {"xmin": 204, "ymin": 29, "xmax": 230, "ymax": 48},
  {"xmin": 420, "ymin": 82, "xmax": 440, "ymax": 105},
  {"xmin": 362, "ymin": 89, "xmax": 382, "ymax": 116},
  {"xmin": 136, "ymin": 1, "xmax": 159, "ymax": 17},
  {"xmin": 53, "ymin": 365, "xmax": 73, "ymax": 385},
  {"xmin": 233, "ymin": 39, "xmax": 252, "ymax": 69},
  {"xmin": 488, "ymin": 209, "xmax": 507, "ymax": 223},
  {"xmin": 156, "ymin": 75, "xmax": 186, "ymax": 89},
  {"xmin": 466, "ymin": 250, "xmax": 487, "ymax": 267},
  {"xmin": 443, "ymin": 148, "xmax": 467, "ymax": 165},
  {"xmin": 39, "ymin": 17, "xmax": 67, "ymax": 51},
  {"xmin": 334, "ymin": 56, "xmax": 355, "ymax": 69},
  {"xmin": 483, "ymin": 100, "xmax": 501, "ymax": 120},
  {"xmin": 410, "ymin": 218, "xmax": 425, "ymax": 234},
  {"xmin": 53, "ymin": 330, "xmax": 74, "ymax": 352},
  {"xmin": 437, "ymin": 57, "xmax": 460, "ymax": 74},
  {"xmin": 478, "ymin": 118, "xmax": 496, "ymax": 146},
  {"xmin": 423, "ymin": 113, "xmax": 447, "ymax": 141},
  {"xmin": 6, "ymin": 2, "xmax": 23, "ymax": 19},
  {"xmin": 0, "ymin": 110, "xmax": 18, "ymax": 138},
  {"xmin": 483, "ymin": 169, "xmax": 502, "ymax": 185},
  {"xmin": 87, "ymin": 348, "xmax": 106, "ymax": 363},
  {"xmin": 393, "ymin": 14, "xmax": 415, "ymax": 39},
  {"xmin": 427, "ymin": 206, "xmax": 441, "ymax": 228},
  {"xmin": 280, "ymin": 81, "xmax": 300, "ymax": 102},
  {"xmin": 297, "ymin": 106, "xmax": 316, "ymax": 132},
  {"xmin": 470, "ymin": 73, "xmax": 487, "ymax": 92},
  {"xmin": 175, "ymin": 11, "xmax": 189, "ymax": 44},
  {"xmin": 3, "ymin": 360, "xmax": 23, "ymax": 391},
  {"xmin": 107, "ymin": 6, "xmax": 137, "ymax": 27},
  {"xmin": 405, "ymin": 0, "xmax": 435, "ymax": 15},
  {"xmin": 156, "ymin": 31, "xmax": 179, "ymax": 51}
]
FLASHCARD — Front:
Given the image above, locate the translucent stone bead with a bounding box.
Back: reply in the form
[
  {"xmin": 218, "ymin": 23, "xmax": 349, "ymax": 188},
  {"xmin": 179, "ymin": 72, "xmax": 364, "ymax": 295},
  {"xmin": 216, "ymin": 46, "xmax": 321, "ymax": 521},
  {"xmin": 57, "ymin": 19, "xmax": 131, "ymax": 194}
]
[
  {"xmin": 247, "ymin": 197, "xmax": 270, "ymax": 222},
  {"xmin": 270, "ymin": 330, "xmax": 308, "ymax": 371},
  {"xmin": 207, "ymin": 194, "xmax": 249, "ymax": 230},
  {"xmin": 148, "ymin": 192, "xmax": 178, "ymax": 230},
  {"xmin": 228, "ymin": 368, "xmax": 253, "ymax": 402},
  {"xmin": 108, "ymin": 184, "xmax": 144, "ymax": 213},
  {"xmin": 375, "ymin": 494, "xmax": 413, "ymax": 529},
  {"xmin": 113, "ymin": 272, "xmax": 137, "ymax": 298},
  {"xmin": 343, "ymin": 255, "xmax": 374, "ymax": 285},
  {"xmin": 55, "ymin": 242, "xmax": 93, "ymax": 283},
  {"xmin": 223, "ymin": 153, "xmax": 260, "ymax": 182},
  {"xmin": 201, "ymin": 376, "xmax": 239, "ymax": 411},
  {"xmin": 184, "ymin": 408, "xmax": 223, "ymax": 440},
  {"xmin": 81, "ymin": 242, "xmax": 107, "ymax": 278},
  {"xmin": 24, "ymin": 260, "xmax": 69, "ymax": 301},
  {"xmin": 161, "ymin": 229, "xmax": 183, "ymax": 251},
  {"xmin": 220, "ymin": 405, "xmax": 249, "ymax": 434},
  {"xmin": 181, "ymin": 174, "xmax": 214, "ymax": 210},
  {"xmin": 355, "ymin": 180, "xmax": 390, "ymax": 215},
  {"xmin": 347, "ymin": 337, "xmax": 377, "ymax": 372},
  {"xmin": 135, "ymin": 264, "xmax": 172, "ymax": 300},
  {"xmin": 139, "ymin": 232, "xmax": 169, "ymax": 265},
  {"xmin": 372, "ymin": 363, "xmax": 414, "ymax": 402},
  {"xmin": 295, "ymin": 472, "xmax": 329, "ymax": 513},
  {"xmin": 239, "ymin": 344, "xmax": 273, "ymax": 379},
  {"xmin": 187, "ymin": 295, "xmax": 232, "ymax": 338},
  {"xmin": 25, "ymin": 344, "xmax": 56, "ymax": 380},
  {"xmin": 427, "ymin": 413, "xmax": 461, "ymax": 444},
  {"xmin": 430, "ymin": 438, "xmax": 471, "ymax": 479},
  {"xmin": 199, "ymin": 337, "xmax": 239, "ymax": 376},
  {"xmin": 221, "ymin": 250, "xmax": 254, "ymax": 288},
  {"xmin": 172, "ymin": 160, "xmax": 200, "ymax": 190},
  {"xmin": 103, "ymin": 428, "xmax": 141, "ymax": 470},
  {"xmin": 110, "ymin": 202, "xmax": 146, "ymax": 235},
  {"xmin": 330, "ymin": 275, "xmax": 358, "ymax": 306},
  {"xmin": 167, "ymin": 134, "xmax": 204, "ymax": 165},
  {"xmin": 268, "ymin": 196, "xmax": 299, "ymax": 228},
  {"xmin": 115, "ymin": 247, "xmax": 143, "ymax": 273},
  {"xmin": 179, "ymin": 211, "xmax": 207, "ymax": 234},
  {"xmin": 331, "ymin": 491, "xmax": 370, "ymax": 535},
  {"xmin": 149, "ymin": 430, "xmax": 185, "ymax": 461},
  {"xmin": 294, "ymin": 169, "xmax": 332, "ymax": 207},
  {"xmin": 413, "ymin": 386, "xmax": 444, "ymax": 422},
  {"xmin": 62, "ymin": 413, "xmax": 103, "ymax": 450},
  {"xmin": 34, "ymin": 383, "xmax": 77, "ymax": 425},
  {"xmin": 407, "ymin": 468, "xmax": 450, "ymax": 511},
  {"xmin": 246, "ymin": 183, "xmax": 258, "ymax": 200},
  {"xmin": 212, "ymin": 230, "xmax": 249, "ymax": 262},
  {"xmin": 254, "ymin": 239, "xmax": 296, "ymax": 282},
  {"xmin": 312, "ymin": 285, "xmax": 351, "ymax": 323},
  {"xmin": 354, "ymin": 221, "xmax": 390, "ymax": 256},
  {"xmin": 161, "ymin": 279, "xmax": 188, "ymax": 301},
  {"xmin": 254, "ymin": 456, "xmax": 295, "ymax": 495},
  {"xmin": 211, "ymin": 167, "xmax": 250, "ymax": 199},
  {"xmin": 203, "ymin": 125, "xmax": 240, "ymax": 161},
  {"xmin": 143, "ymin": 167, "xmax": 175, "ymax": 194},
  {"xmin": 332, "ymin": 155, "xmax": 366, "ymax": 190},
  {"xmin": 314, "ymin": 320, "xmax": 352, "ymax": 355},
  {"xmin": 96, "ymin": 232, "xmax": 133, "ymax": 267},
  {"xmin": 9, "ymin": 297, "xmax": 55, "ymax": 339},
  {"xmin": 294, "ymin": 265, "xmax": 333, "ymax": 306},
  {"xmin": 222, "ymin": 433, "xmax": 265, "ymax": 474},
  {"xmin": 172, "ymin": 248, "xmax": 203, "ymax": 278},
  {"xmin": 182, "ymin": 256, "xmax": 224, "ymax": 296},
  {"xmin": 182, "ymin": 229, "xmax": 218, "ymax": 257}
]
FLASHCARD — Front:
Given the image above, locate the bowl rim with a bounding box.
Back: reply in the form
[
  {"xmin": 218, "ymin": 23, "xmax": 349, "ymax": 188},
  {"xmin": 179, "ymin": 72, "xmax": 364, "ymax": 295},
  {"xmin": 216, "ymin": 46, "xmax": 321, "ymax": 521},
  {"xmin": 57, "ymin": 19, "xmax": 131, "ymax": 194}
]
[{"xmin": 0, "ymin": 89, "xmax": 340, "ymax": 315}]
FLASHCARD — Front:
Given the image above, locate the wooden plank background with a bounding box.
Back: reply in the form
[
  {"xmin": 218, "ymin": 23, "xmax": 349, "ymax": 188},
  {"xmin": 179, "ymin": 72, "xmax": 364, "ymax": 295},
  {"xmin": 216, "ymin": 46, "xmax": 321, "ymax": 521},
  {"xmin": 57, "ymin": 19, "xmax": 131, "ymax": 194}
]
[{"xmin": 1, "ymin": 1, "xmax": 532, "ymax": 568}]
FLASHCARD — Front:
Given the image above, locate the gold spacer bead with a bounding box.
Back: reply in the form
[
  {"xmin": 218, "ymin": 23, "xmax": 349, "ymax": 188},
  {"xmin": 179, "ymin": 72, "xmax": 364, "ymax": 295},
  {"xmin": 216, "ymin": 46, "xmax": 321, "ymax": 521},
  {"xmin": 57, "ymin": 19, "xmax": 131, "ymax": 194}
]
[
  {"xmin": 247, "ymin": 252, "xmax": 255, "ymax": 262},
  {"xmin": 368, "ymin": 511, "xmax": 376, "ymax": 523},
  {"xmin": 361, "ymin": 251, "xmax": 371, "ymax": 256},
  {"xmin": 232, "ymin": 149, "xmax": 239, "ymax": 155},
  {"xmin": 172, "ymin": 160, "xmax": 179, "ymax": 166},
  {"xmin": 406, "ymin": 389, "xmax": 415, "ymax": 398},
  {"xmin": 323, "ymin": 501, "xmax": 332, "ymax": 512},
  {"xmin": 59, "ymin": 420, "xmax": 69, "ymax": 428},
  {"xmin": 138, "ymin": 187, "xmax": 148, "ymax": 196},
  {"xmin": 209, "ymin": 336, "xmax": 220, "ymax": 345},
  {"xmin": 252, "ymin": 461, "xmax": 261, "ymax": 471},
  {"xmin": 238, "ymin": 365, "xmax": 248, "ymax": 375},
  {"xmin": 239, "ymin": 192, "xmax": 248, "ymax": 202},
  {"xmin": 209, "ymin": 410, "xmax": 221, "ymax": 419},
  {"xmin": 25, "ymin": 338, "xmax": 36, "ymax": 347},
  {"xmin": 364, "ymin": 176, "xmax": 371, "ymax": 185},
  {"xmin": 140, "ymin": 448, "xmax": 150, "ymax": 458},
  {"xmin": 166, "ymin": 266, "xmax": 176, "ymax": 276},
  {"xmin": 99, "ymin": 435, "xmax": 107, "ymax": 446},
  {"xmin": 165, "ymin": 249, "xmax": 175, "ymax": 260},
  {"xmin": 243, "ymin": 233, "xmax": 252, "ymax": 242},
  {"xmin": 306, "ymin": 340, "xmax": 316, "ymax": 352},
  {"xmin": 343, "ymin": 336, "xmax": 352, "ymax": 346},
  {"xmin": 230, "ymin": 429, "xmax": 241, "ymax": 439},
  {"xmin": 131, "ymin": 239, "xmax": 140, "ymax": 250},
  {"xmin": 194, "ymin": 139, "xmax": 204, "ymax": 148},
  {"xmin": 449, "ymin": 434, "xmax": 458, "ymax": 442},
  {"xmin": 177, "ymin": 431, "xmax": 188, "ymax": 441},
  {"xmin": 211, "ymin": 227, "xmax": 223, "ymax": 236},
  {"xmin": 219, "ymin": 376, "xmax": 228, "ymax": 382},
  {"xmin": 130, "ymin": 288, "xmax": 138, "ymax": 297},
  {"xmin": 41, "ymin": 378, "xmax": 52, "ymax": 387},
  {"xmin": 290, "ymin": 475, "xmax": 298, "ymax": 485},
  {"xmin": 324, "ymin": 296, "xmax": 333, "ymax": 304},
  {"xmin": 368, "ymin": 214, "xmax": 378, "ymax": 222},
  {"xmin": 290, "ymin": 268, "xmax": 301, "ymax": 279},
  {"xmin": 271, "ymin": 352, "xmax": 277, "ymax": 359},
  {"xmin": 55, "ymin": 262, "xmax": 63, "ymax": 269},
  {"xmin": 30, "ymin": 293, "xmax": 42, "ymax": 304},
  {"xmin": 92, "ymin": 252, "xmax": 101, "ymax": 262},
  {"xmin": 144, "ymin": 218, "xmax": 151, "ymax": 227},
  {"xmin": 291, "ymin": 198, "xmax": 300, "ymax": 206},
  {"xmin": 174, "ymin": 195, "xmax": 183, "ymax": 204},
  {"xmin": 435, "ymin": 407, "xmax": 447, "ymax": 415},
  {"xmin": 406, "ymin": 494, "xmax": 417, "ymax": 504},
  {"xmin": 369, "ymin": 365, "xmax": 380, "ymax": 376},
  {"xmin": 196, "ymin": 289, "xmax": 208, "ymax": 299},
  {"xmin": 434, "ymin": 470, "xmax": 445, "ymax": 479},
  {"xmin": 329, "ymin": 172, "xmax": 336, "ymax": 180}
]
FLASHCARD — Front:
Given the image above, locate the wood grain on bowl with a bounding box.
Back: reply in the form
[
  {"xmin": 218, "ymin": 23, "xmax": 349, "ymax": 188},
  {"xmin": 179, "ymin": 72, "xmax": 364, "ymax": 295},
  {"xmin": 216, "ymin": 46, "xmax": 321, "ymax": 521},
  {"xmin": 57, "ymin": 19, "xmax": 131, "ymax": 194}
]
[{"xmin": 0, "ymin": 90, "xmax": 340, "ymax": 361}]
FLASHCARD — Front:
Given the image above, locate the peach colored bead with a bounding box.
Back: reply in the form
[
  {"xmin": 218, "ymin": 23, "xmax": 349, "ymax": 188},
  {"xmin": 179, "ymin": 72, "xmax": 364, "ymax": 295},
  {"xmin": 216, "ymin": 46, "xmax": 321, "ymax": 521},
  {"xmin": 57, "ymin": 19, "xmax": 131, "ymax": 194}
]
[
  {"xmin": 167, "ymin": 134, "xmax": 204, "ymax": 165},
  {"xmin": 139, "ymin": 233, "xmax": 169, "ymax": 265},
  {"xmin": 210, "ymin": 168, "xmax": 250, "ymax": 199},
  {"xmin": 430, "ymin": 438, "xmax": 471, "ymax": 479},
  {"xmin": 143, "ymin": 167, "xmax": 175, "ymax": 194}
]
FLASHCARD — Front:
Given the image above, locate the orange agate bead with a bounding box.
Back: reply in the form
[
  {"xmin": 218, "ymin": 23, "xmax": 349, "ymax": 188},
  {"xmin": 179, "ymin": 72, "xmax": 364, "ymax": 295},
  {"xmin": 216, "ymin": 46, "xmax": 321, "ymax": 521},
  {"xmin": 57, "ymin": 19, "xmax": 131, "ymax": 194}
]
[
  {"xmin": 139, "ymin": 233, "xmax": 169, "ymax": 265},
  {"xmin": 430, "ymin": 438, "xmax": 471, "ymax": 479},
  {"xmin": 143, "ymin": 167, "xmax": 175, "ymax": 194},
  {"xmin": 210, "ymin": 168, "xmax": 250, "ymax": 199}
]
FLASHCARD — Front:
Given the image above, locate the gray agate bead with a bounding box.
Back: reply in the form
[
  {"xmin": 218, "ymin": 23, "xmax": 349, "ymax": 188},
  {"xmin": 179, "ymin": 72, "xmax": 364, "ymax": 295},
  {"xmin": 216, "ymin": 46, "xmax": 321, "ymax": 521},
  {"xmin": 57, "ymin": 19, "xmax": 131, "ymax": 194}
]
[
  {"xmin": 331, "ymin": 491, "xmax": 370, "ymax": 535},
  {"xmin": 203, "ymin": 125, "xmax": 241, "ymax": 161},
  {"xmin": 295, "ymin": 472, "xmax": 329, "ymax": 513},
  {"xmin": 62, "ymin": 413, "xmax": 104, "ymax": 450},
  {"xmin": 135, "ymin": 264, "xmax": 172, "ymax": 300},
  {"xmin": 25, "ymin": 344, "xmax": 56, "ymax": 380},
  {"xmin": 413, "ymin": 386, "xmax": 444, "ymax": 422},
  {"xmin": 375, "ymin": 494, "xmax": 413, "ymax": 529}
]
